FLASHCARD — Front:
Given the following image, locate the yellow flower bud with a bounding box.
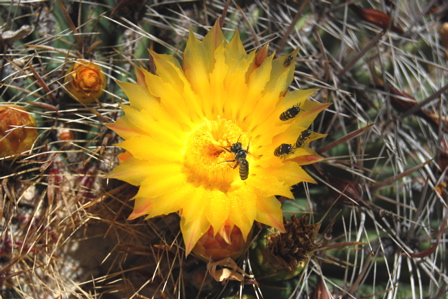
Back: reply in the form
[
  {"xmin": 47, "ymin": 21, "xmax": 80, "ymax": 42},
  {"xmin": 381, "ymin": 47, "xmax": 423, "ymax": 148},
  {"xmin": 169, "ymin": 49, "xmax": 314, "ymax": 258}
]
[
  {"xmin": 64, "ymin": 59, "xmax": 106, "ymax": 103},
  {"xmin": 0, "ymin": 105, "xmax": 38, "ymax": 158}
]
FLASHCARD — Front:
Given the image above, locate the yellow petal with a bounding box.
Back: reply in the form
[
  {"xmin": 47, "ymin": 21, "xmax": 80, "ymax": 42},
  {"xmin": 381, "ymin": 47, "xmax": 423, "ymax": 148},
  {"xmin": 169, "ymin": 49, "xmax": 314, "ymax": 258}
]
[
  {"xmin": 135, "ymin": 67, "xmax": 147, "ymax": 87},
  {"xmin": 224, "ymin": 30, "xmax": 247, "ymax": 72},
  {"xmin": 108, "ymin": 157, "xmax": 154, "ymax": 185},
  {"xmin": 118, "ymin": 135, "xmax": 183, "ymax": 162},
  {"xmin": 285, "ymin": 101, "xmax": 332, "ymax": 129},
  {"xmin": 247, "ymin": 54, "xmax": 274, "ymax": 97},
  {"xmin": 289, "ymin": 147, "xmax": 325, "ymax": 166},
  {"xmin": 207, "ymin": 44, "xmax": 228, "ymax": 116},
  {"xmin": 131, "ymin": 187, "xmax": 193, "ymax": 220},
  {"xmin": 180, "ymin": 190, "xmax": 210, "ymax": 255},
  {"xmin": 265, "ymin": 161, "xmax": 315, "ymax": 187},
  {"xmin": 202, "ymin": 20, "xmax": 226, "ymax": 55},
  {"xmin": 149, "ymin": 50, "xmax": 184, "ymax": 89},
  {"xmin": 205, "ymin": 189, "xmax": 230, "ymax": 237},
  {"xmin": 227, "ymin": 188, "xmax": 256, "ymax": 239},
  {"xmin": 238, "ymin": 54, "xmax": 275, "ymax": 126},
  {"xmin": 183, "ymin": 30, "xmax": 213, "ymax": 96},
  {"xmin": 135, "ymin": 172, "xmax": 186, "ymax": 199},
  {"xmin": 119, "ymin": 106, "xmax": 186, "ymax": 146},
  {"xmin": 275, "ymin": 89, "xmax": 319, "ymax": 117},
  {"xmin": 106, "ymin": 115, "xmax": 144, "ymax": 140},
  {"xmin": 249, "ymin": 172, "xmax": 294, "ymax": 199},
  {"xmin": 147, "ymin": 184, "xmax": 195, "ymax": 218},
  {"xmin": 263, "ymin": 48, "xmax": 299, "ymax": 95},
  {"xmin": 117, "ymin": 80, "xmax": 158, "ymax": 111},
  {"xmin": 128, "ymin": 196, "xmax": 153, "ymax": 220},
  {"xmin": 255, "ymin": 196, "xmax": 285, "ymax": 232}
]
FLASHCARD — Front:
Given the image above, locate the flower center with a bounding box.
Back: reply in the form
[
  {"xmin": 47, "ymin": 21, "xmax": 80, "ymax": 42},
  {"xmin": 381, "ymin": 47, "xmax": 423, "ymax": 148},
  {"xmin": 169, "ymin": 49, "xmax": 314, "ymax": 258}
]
[{"xmin": 182, "ymin": 116, "xmax": 249, "ymax": 192}]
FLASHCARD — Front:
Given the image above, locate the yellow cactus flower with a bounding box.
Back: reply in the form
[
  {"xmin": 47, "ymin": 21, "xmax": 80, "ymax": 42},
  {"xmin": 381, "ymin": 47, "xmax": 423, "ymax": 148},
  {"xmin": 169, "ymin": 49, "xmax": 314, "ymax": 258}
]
[
  {"xmin": 64, "ymin": 59, "xmax": 106, "ymax": 103},
  {"xmin": 107, "ymin": 22, "xmax": 330, "ymax": 259},
  {"xmin": 0, "ymin": 104, "xmax": 38, "ymax": 158}
]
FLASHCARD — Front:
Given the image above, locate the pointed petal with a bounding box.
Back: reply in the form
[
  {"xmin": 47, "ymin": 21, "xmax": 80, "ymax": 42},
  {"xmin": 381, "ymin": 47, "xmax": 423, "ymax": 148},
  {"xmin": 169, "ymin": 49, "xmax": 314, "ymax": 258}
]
[
  {"xmin": 273, "ymin": 107, "xmax": 330, "ymax": 144},
  {"xmin": 135, "ymin": 171, "xmax": 186, "ymax": 200},
  {"xmin": 203, "ymin": 20, "xmax": 226, "ymax": 54},
  {"xmin": 180, "ymin": 191, "xmax": 210, "ymax": 255},
  {"xmin": 264, "ymin": 161, "xmax": 316, "ymax": 187},
  {"xmin": 120, "ymin": 105, "xmax": 186, "ymax": 146},
  {"xmin": 128, "ymin": 196, "xmax": 153, "ymax": 220},
  {"xmin": 227, "ymin": 188, "xmax": 256, "ymax": 240},
  {"xmin": 106, "ymin": 114, "xmax": 145, "ymax": 140},
  {"xmin": 224, "ymin": 30, "xmax": 246, "ymax": 71},
  {"xmin": 118, "ymin": 150, "xmax": 133, "ymax": 162},
  {"xmin": 255, "ymin": 196, "xmax": 285, "ymax": 232},
  {"xmin": 239, "ymin": 54, "xmax": 275, "ymax": 124},
  {"xmin": 205, "ymin": 189, "xmax": 230, "ymax": 237},
  {"xmin": 108, "ymin": 157, "xmax": 154, "ymax": 185},
  {"xmin": 118, "ymin": 135, "xmax": 183, "ymax": 162},
  {"xmin": 117, "ymin": 80, "xmax": 158, "ymax": 111},
  {"xmin": 275, "ymin": 89, "xmax": 319, "ymax": 115},
  {"xmin": 183, "ymin": 29, "xmax": 213, "ymax": 96},
  {"xmin": 264, "ymin": 48, "xmax": 299, "ymax": 95},
  {"xmin": 290, "ymin": 101, "xmax": 332, "ymax": 129},
  {"xmin": 135, "ymin": 67, "xmax": 147, "ymax": 87},
  {"xmin": 149, "ymin": 51, "xmax": 183, "ymax": 88},
  {"xmin": 290, "ymin": 147, "xmax": 325, "ymax": 166},
  {"xmin": 249, "ymin": 172, "xmax": 294, "ymax": 198},
  {"xmin": 147, "ymin": 184, "xmax": 195, "ymax": 218},
  {"xmin": 208, "ymin": 45, "xmax": 228, "ymax": 116},
  {"xmin": 224, "ymin": 52, "xmax": 254, "ymax": 121}
]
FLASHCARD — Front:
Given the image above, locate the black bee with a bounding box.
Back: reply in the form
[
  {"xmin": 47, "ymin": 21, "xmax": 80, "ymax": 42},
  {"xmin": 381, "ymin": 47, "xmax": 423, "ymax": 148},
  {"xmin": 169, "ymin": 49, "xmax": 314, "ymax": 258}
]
[
  {"xmin": 279, "ymin": 104, "xmax": 302, "ymax": 121},
  {"xmin": 237, "ymin": 158, "xmax": 249, "ymax": 181},
  {"xmin": 284, "ymin": 55, "xmax": 294, "ymax": 67},
  {"xmin": 223, "ymin": 142, "xmax": 249, "ymax": 180},
  {"xmin": 295, "ymin": 129, "xmax": 312, "ymax": 148},
  {"xmin": 274, "ymin": 143, "xmax": 294, "ymax": 157}
]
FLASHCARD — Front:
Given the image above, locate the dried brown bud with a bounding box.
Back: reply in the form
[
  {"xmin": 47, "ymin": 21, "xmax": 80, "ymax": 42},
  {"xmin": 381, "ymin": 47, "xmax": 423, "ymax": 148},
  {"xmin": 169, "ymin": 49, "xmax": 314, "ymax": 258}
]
[
  {"xmin": 388, "ymin": 86, "xmax": 447, "ymax": 130},
  {"xmin": 264, "ymin": 215, "xmax": 320, "ymax": 272},
  {"xmin": 438, "ymin": 139, "xmax": 448, "ymax": 173},
  {"xmin": 440, "ymin": 22, "xmax": 448, "ymax": 59},
  {"xmin": 255, "ymin": 44, "xmax": 270, "ymax": 67},
  {"xmin": 326, "ymin": 175, "xmax": 364, "ymax": 206},
  {"xmin": 312, "ymin": 278, "xmax": 331, "ymax": 299},
  {"xmin": 349, "ymin": 4, "xmax": 404, "ymax": 35}
]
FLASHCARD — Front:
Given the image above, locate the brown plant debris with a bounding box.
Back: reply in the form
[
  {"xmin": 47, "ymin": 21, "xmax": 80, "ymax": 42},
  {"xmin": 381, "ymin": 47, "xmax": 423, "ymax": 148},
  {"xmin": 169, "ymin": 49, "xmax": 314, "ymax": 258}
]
[{"xmin": 265, "ymin": 215, "xmax": 320, "ymax": 271}]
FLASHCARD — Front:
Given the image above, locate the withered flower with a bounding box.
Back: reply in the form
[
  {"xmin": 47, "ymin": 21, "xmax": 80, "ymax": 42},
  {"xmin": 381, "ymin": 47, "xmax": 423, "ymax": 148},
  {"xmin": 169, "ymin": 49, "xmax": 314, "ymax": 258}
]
[
  {"xmin": 266, "ymin": 215, "xmax": 320, "ymax": 271},
  {"xmin": 252, "ymin": 215, "xmax": 320, "ymax": 280}
]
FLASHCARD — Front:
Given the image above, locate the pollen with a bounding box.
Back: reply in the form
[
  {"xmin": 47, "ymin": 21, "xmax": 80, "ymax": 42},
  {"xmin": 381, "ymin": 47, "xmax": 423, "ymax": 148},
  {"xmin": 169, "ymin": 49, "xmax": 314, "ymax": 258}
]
[{"xmin": 182, "ymin": 116, "xmax": 248, "ymax": 191}]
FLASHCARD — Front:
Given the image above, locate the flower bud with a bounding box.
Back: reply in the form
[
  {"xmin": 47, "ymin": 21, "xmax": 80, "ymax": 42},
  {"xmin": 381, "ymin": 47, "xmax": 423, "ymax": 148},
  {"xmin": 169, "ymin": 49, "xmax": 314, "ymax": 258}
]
[
  {"xmin": 0, "ymin": 105, "xmax": 38, "ymax": 158},
  {"xmin": 64, "ymin": 59, "xmax": 106, "ymax": 103},
  {"xmin": 440, "ymin": 22, "xmax": 448, "ymax": 59},
  {"xmin": 192, "ymin": 224, "xmax": 249, "ymax": 261},
  {"xmin": 349, "ymin": 4, "xmax": 404, "ymax": 34}
]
